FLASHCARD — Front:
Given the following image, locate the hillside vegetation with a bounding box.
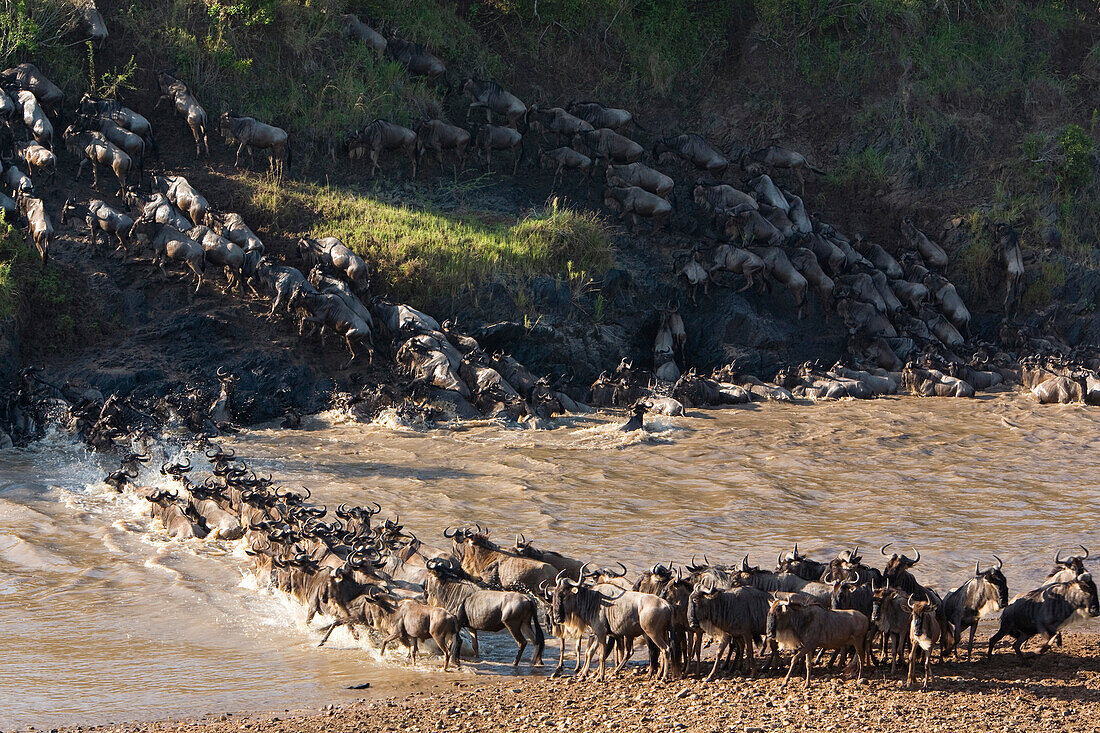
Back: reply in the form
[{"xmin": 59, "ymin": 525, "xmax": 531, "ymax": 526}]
[{"xmin": 4, "ymin": 0, "xmax": 1100, "ymax": 329}]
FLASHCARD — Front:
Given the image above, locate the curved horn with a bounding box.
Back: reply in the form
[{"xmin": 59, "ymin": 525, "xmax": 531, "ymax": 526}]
[
  {"xmin": 909, "ymin": 547, "xmax": 920, "ymax": 564},
  {"xmin": 994, "ymin": 554, "xmax": 1003, "ymax": 571},
  {"xmin": 975, "ymin": 559, "xmax": 981, "ymax": 576},
  {"xmin": 1080, "ymin": 544, "xmax": 1090, "ymax": 560},
  {"xmin": 880, "ymin": 542, "xmax": 893, "ymax": 556},
  {"xmin": 608, "ymin": 562, "xmax": 627, "ymax": 578},
  {"xmin": 1056, "ymin": 547, "xmax": 1067, "ymax": 565},
  {"xmin": 741, "ymin": 554, "xmax": 750, "ymax": 571},
  {"xmin": 443, "ymin": 526, "xmax": 458, "ymax": 538}
]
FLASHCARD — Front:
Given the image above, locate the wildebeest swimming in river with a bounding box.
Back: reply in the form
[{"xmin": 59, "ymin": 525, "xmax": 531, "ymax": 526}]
[{"xmin": 220, "ymin": 113, "xmax": 290, "ymax": 171}]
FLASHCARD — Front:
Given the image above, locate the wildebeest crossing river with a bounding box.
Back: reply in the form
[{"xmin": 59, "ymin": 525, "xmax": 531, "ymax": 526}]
[{"xmin": 1, "ymin": 393, "xmax": 1099, "ymax": 729}]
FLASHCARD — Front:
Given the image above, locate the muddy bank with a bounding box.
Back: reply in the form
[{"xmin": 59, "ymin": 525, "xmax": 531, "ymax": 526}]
[{"xmin": 46, "ymin": 633, "xmax": 1100, "ymax": 733}]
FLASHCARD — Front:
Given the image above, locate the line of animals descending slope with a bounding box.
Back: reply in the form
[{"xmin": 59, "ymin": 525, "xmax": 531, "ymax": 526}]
[{"xmin": 3, "ymin": 2, "xmax": 1100, "ymax": 441}]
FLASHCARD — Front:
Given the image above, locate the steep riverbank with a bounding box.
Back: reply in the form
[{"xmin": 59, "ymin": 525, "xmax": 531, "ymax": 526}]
[{"xmin": 39, "ymin": 633, "xmax": 1100, "ymax": 733}]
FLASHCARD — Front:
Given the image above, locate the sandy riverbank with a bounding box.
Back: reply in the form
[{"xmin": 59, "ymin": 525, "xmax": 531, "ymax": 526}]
[{"xmin": 42, "ymin": 633, "xmax": 1100, "ymax": 733}]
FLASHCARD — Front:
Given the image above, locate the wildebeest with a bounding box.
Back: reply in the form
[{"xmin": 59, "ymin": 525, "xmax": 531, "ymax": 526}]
[
  {"xmin": 385, "ymin": 38, "xmax": 447, "ymax": 85},
  {"xmin": 16, "ymin": 193, "xmax": 52, "ymax": 266},
  {"xmin": 79, "ymin": 0, "xmax": 108, "ymax": 46},
  {"xmin": 572, "ymin": 128, "xmax": 643, "ymax": 164},
  {"xmin": 871, "ymin": 583, "xmax": 912, "ymax": 671},
  {"xmin": 415, "ymin": 119, "xmax": 470, "ymax": 175},
  {"xmin": 346, "ymin": 119, "xmax": 417, "ymax": 178},
  {"xmin": 901, "ymin": 217, "xmax": 948, "ymax": 269},
  {"xmin": 80, "ymin": 116, "xmax": 145, "ymax": 175},
  {"xmin": 525, "ymin": 105, "xmax": 593, "ymax": 141},
  {"xmin": 340, "ymin": 13, "xmax": 386, "ymax": 54},
  {"xmin": 720, "ymin": 205, "xmax": 782, "ymax": 246},
  {"xmin": 369, "ymin": 591, "xmax": 462, "ymax": 671},
  {"xmin": 693, "ymin": 183, "xmax": 758, "ymax": 216},
  {"xmin": 653, "ymin": 134, "xmax": 729, "ymax": 174},
  {"xmin": 156, "ymin": 72, "xmax": 209, "ymax": 156},
  {"xmin": 607, "ymin": 162, "xmax": 673, "ymax": 198},
  {"xmin": 687, "ymin": 581, "xmax": 769, "ymax": 680},
  {"xmin": 471, "ymin": 124, "xmax": 523, "ymax": 174},
  {"xmin": 711, "ymin": 244, "xmax": 766, "ymax": 292},
  {"xmin": 539, "ymin": 147, "xmax": 592, "ymax": 187},
  {"xmin": 447, "ymin": 526, "xmax": 557, "ymax": 592},
  {"xmin": 752, "ymin": 245, "xmax": 809, "ymax": 318},
  {"xmin": 740, "ymin": 146, "xmax": 825, "ymax": 194},
  {"xmin": 78, "ymin": 94, "xmax": 155, "ymax": 149},
  {"xmin": 17, "ymin": 91, "xmax": 53, "ymax": 150},
  {"xmin": 188, "ymin": 224, "xmax": 246, "ymax": 291},
  {"xmin": 308, "ymin": 267, "xmax": 375, "ymax": 333},
  {"xmin": 0, "ymin": 87, "xmax": 14, "ymax": 122},
  {"xmin": 906, "ymin": 599, "xmax": 941, "ymax": 688},
  {"xmin": 145, "ymin": 488, "xmax": 206, "ymax": 539},
  {"xmin": 291, "ymin": 290, "xmax": 374, "ymax": 367},
  {"xmin": 220, "ymin": 113, "xmax": 290, "ymax": 170},
  {"xmin": 462, "ymin": 79, "xmax": 526, "ymax": 128},
  {"xmin": 995, "ymin": 223, "xmax": 1025, "ymax": 314},
  {"xmin": 15, "ymin": 140, "xmax": 55, "ymax": 182},
  {"xmin": 61, "ymin": 198, "xmax": 134, "ymax": 251},
  {"xmin": 1, "ymin": 64, "xmax": 64, "ymax": 112},
  {"xmin": 926, "ymin": 272, "xmax": 971, "ymax": 335},
  {"xmin": 297, "ymin": 236, "xmax": 370, "ymax": 290},
  {"xmin": 254, "ymin": 258, "xmax": 316, "ymax": 316},
  {"xmin": 0, "ymin": 189, "xmax": 16, "ymax": 223},
  {"xmin": 988, "ymin": 571, "xmax": 1099, "ymax": 662},
  {"xmin": 943, "ymin": 556, "xmax": 1009, "ymax": 661},
  {"xmin": 134, "ymin": 219, "xmax": 206, "ymax": 292},
  {"xmin": 552, "ymin": 569, "xmax": 676, "ymax": 681},
  {"xmin": 424, "ymin": 557, "xmax": 544, "ymax": 665},
  {"xmin": 565, "ymin": 101, "xmax": 639, "ymax": 133},
  {"xmin": 135, "ymin": 192, "xmax": 192, "ymax": 232},
  {"xmin": 153, "ymin": 174, "xmax": 211, "ymax": 227},
  {"xmin": 765, "ymin": 594, "xmax": 868, "ymax": 687},
  {"xmin": 3, "ymin": 164, "xmax": 34, "ymax": 196},
  {"xmin": 604, "ymin": 186, "xmax": 671, "ymax": 231},
  {"xmin": 853, "ymin": 234, "xmax": 903, "ymax": 278}
]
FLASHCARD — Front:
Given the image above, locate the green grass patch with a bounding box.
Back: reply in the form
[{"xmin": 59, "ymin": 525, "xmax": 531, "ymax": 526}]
[{"xmin": 237, "ymin": 176, "xmax": 612, "ymax": 302}]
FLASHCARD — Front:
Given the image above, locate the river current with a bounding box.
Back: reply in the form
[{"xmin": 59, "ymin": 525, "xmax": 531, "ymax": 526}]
[{"xmin": 2, "ymin": 393, "xmax": 1098, "ymax": 729}]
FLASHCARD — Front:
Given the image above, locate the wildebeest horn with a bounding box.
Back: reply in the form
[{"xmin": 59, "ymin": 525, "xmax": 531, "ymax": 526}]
[
  {"xmin": 1056, "ymin": 548, "xmax": 1068, "ymax": 565},
  {"xmin": 909, "ymin": 547, "xmax": 920, "ymax": 564},
  {"xmin": 880, "ymin": 542, "xmax": 893, "ymax": 556},
  {"xmin": 975, "ymin": 559, "xmax": 981, "ymax": 576},
  {"xmin": 994, "ymin": 554, "xmax": 1003, "ymax": 571},
  {"xmin": 1080, "ymin": 544, "xmax": 1090, "ymax": 560},
  {"xmin": 823, "ymin": 571, "xmax": 833, "ymax": 584},
  {"xmin": 443, "ymin": 526, "xmax": 459, "ymax": 539},
  {"xmin": 336, "ymin": 502, "xmax": 351, "ymax": 518},
  {"xmin": 367, "ymin": 502, "xmax": 382, "ymax": 515},
  {"xmin": 607, "ymin": 562, "xmax": 627, "ymax": 578},
  {"xmin": 741, "ymin": 554, "xmax": 750, "ymax": 571}
]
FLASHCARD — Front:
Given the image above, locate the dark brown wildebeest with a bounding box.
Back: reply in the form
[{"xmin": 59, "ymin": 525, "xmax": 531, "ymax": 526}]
[
  {"xmin": 424, "ymin": 557, "xmax": 545, "ymax": 666},
  {"xmin": 133, "ymin": 218, "xmax": 206, "ymax": 292},
  {"xmin": 607, "ymin": 162, "xmax": 673, "ymax": 198},
  {"xmin": 79, "ymin": 0, "xmax": 108, "ymax": 46},
  {"xmin": 901, "ymin": 216, "xmax": 948, "ymax": 269},
  {"xmin": 994, "ymin": 223, "xmax": 1025, "ymax": 314},
  {"xmin": 61, "ymin": 198, "xmax": 134, "ymax": 251},
  {"xmin": 472, "ymin": 124, "xmax": 523, "ymax": 174},
  {"xmin": 905, "ymin": 598, "xmax": 940, "ymax": 688},
  {"xmin": 144, "ymin": 488, "xmax": 206, "ymax": 539},
  {"xmin": 291, "ymin": 289, "xmax": 374, "ymax": 368},
  {"xmin": 711, "ymin": 243, "xmax": 765, "ymax": 293},
  {"xmin": 17, "ymin": 91, "xmax": 53, "ymax": 150},
  {"xmin": 1, "ymin": 63, "xmax": 64, "ymax": 113},
  {"xmin": 80, "ymin": 116, "xmax": 144, "ymax": 175},
  {"xmin": 16, "ymin": 193, "xmax": 52, "ymax": 266},
  {"xmin": 447, "ymin": 526, "xmax": 557, "ymax": 592},
  {"xmin": 385, "ymin": 38, "xmax": 447, "ymax": 86},
  {"xmin": 188, "ymin": 224, "xmax": 246, "ymax": 291},
  {"xmin": 603, "ymin": 186, "xmax": 671, "ymax": 231},
  {"xmin": 526, "ymin": 105, "xmax": 593, "ymax": 141},
  {"xmin": 740, "ymin": 145, "xmax": 825, "ymax": 194},
  {"xmin": 988, "ymin": 571, "xmax": 1099, "ymax": 663},
  {"xmin": 751, "ymin": 245, "xmax": 809, "ymax": 318},
  {"xmin": 415, "ymin": 119, "xmax": 471, "ymax": 175},
  {"xmin": 346, "ymin": 119, "xmax": 417, "ymax": 178},
  {"xmin": 653, "ymin": 133, "xmax": 729, "ymax": 174},
  {"xmin": 539, "ymin": 147, "xmax": 592, "ymax": 187},
  {"xmin": 572, "ymin": 128, "xmax": 643, "ymax": 164},
  {"xmin": 462, "ymin": 78, "xmax": 526, "ymax": 128},
  {"xmin": 369, "ymin": 591, "xmax": 463, "ymax": 671},
  {"xmin": 152, "ymin": 174, "xmax": 211, "ymax": 227},
  {"xmin": 78, "ymin": 94, "xmax": 155, "ymax": 149},
  {"xmin": 220, "ymin": 113, "xmax": 290, "ymax": 170},
  {"xmin": 15, "ymin": 140, "xmax": 55, "ymax": 182},
  {"xmin": 765, "ymin": 594, "xmax": 868, "ymax": 687},
  {"xmin": 297, "ymin": 236, "xmax": 370, "ymax": 289},
  {"xmin": 565, "ymin": 101, "xmax": 639, "ymax": 133},
  {"xmin": 341, "ymin": 14, "xmax": 386, "ymax": 54},
  {"xmin": 156, "ymin": 71, "xmax": 209, "ymax": 156},
  {"xmin": 687, "ymin": 581, "xmax": 769, "ymax": 681},
  {"xmin": 943, "ymin": 556, "xmax": 1008, "ymax": 661}
]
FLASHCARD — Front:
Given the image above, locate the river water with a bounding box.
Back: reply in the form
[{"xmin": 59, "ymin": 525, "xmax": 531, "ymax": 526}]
[{"xmin": 2, "ymin": 393, "xmax": 1099, "ymax": 729}]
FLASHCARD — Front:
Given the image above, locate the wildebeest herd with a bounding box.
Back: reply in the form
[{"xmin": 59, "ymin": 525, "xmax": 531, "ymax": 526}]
[{"xmin": 82, "ymin": 438, "xmax": 1097, "ymax": 689}]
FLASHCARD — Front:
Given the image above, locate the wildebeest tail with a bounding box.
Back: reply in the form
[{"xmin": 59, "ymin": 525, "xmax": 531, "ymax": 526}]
[{"xmin": 532, "ymin": 610, "xmax": 545, "ymax": 657}]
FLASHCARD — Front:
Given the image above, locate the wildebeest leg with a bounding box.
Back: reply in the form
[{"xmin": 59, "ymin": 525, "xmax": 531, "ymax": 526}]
[
  {"xmin": 317, "ymin": 619, "xmax": 342, "ymax": 646},
  {"xmin": 470, "ymin": 630, "xmax": 480, "ymax": 659},
  {"xmin": 986, "ymin": 628, "xmax": 1008, "ymax": 658},
  {"xmin": 248, "ymin": 146, "xmax": 256, "ymax": 170},
  {"xmin": 506, "ymin": 621, "xmax": 527, "ymax": 666},
  {"xmin": 781, "ymin": 649, "xmax": 804, "ymax": 688},
  {"xmin": 905, "ymin": 646, "xmax": 919, "ymax": 688},
  {"xmin": 343, "ymin": 336, "xmax": 357, "ymax": 369},
  {"xmin": 705, "ymin": 636, "xmax": 728, "ymax": 682},
  {"xmin": 409, "ymin": 636, "xmax": 419, "ymax": 665},
  {"xmin": 369, "ymin": 149, "xmax": 380, "ymax": 179},
  {"xmin": 966, "ymin": 624, "xmax": 978, "ymax": 662},
  {"xmin": 380, "ymin": 628, "xmax": 400, "ymax": 657},
  {"xmin": 235, "ymin": 142, "xmax": 246, "ymax": 168}
]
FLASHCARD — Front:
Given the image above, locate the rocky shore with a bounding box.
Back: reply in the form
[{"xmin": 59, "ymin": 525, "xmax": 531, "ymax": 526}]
[{"xmin": 42, "ymin": 633, "xmax": 1100, "ymax": 733}]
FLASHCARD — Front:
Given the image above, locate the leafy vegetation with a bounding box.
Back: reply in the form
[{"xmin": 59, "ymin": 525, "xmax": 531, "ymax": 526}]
[{"xmin": 237, "ymin": 175, "xmax": 611, "ymax": 302}]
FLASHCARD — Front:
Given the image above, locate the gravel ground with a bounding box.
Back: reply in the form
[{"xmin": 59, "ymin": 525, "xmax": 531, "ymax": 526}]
[{"xmin": 46, "ymin": 633, "xmax": 1100, "ymax": 733}]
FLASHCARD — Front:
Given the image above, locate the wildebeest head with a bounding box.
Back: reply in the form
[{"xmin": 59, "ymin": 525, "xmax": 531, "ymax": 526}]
[
  {"xmin": 1050, "ymin": 545, "xmax": 1090, "ymax": 578},
  {"xmin": 686, "ymin": 577, "xmax": 720, "ymax": 630},
  {"xmin": 975, "ymin": 555, "xmax": 1009, "ymax": 610},
  {"xmin": 881, "ymin": 542, "xmax": 920, "ymax": 579}
]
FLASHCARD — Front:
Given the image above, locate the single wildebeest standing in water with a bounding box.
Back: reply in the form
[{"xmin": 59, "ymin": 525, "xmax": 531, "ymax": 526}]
[
  {"xmin": 156, "ymin": 72, "xmax": 209, "ymax": 156},
  {"xmin": 220, "ymin": 113, "xmax": 290, "ymax": 171}
]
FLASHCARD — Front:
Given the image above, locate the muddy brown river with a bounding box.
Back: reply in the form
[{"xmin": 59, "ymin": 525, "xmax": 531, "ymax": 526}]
[{"xmin": 2, "ymin": 393, "xmax": 1099, "ymax": 729}]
